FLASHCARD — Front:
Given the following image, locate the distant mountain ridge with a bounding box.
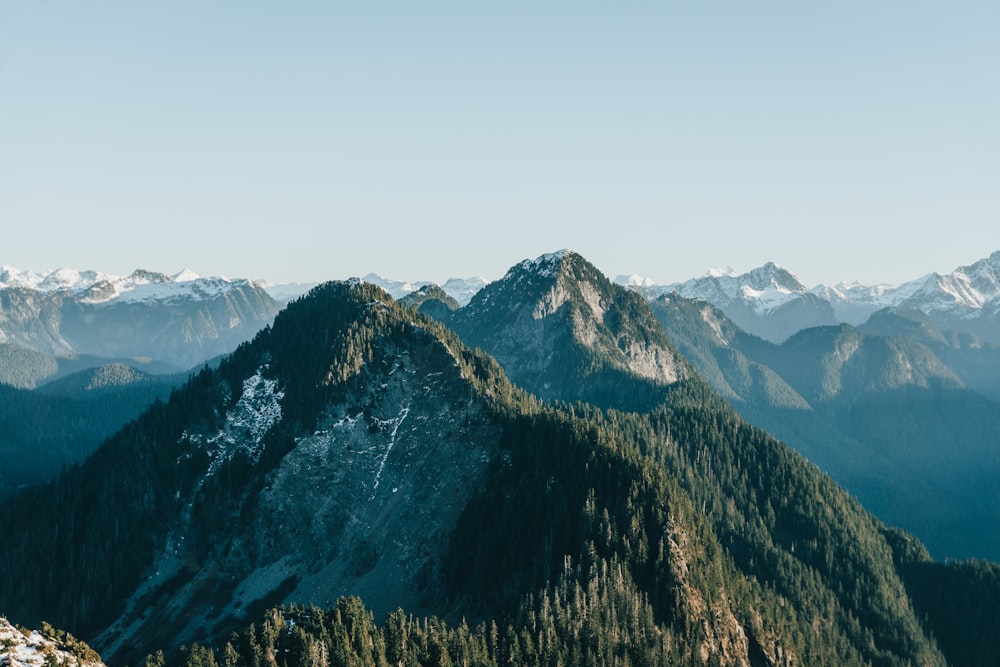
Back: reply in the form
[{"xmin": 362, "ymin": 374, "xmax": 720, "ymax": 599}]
[
  {"xmin": 635, "ymin": 261, "xmax": 839, "ymax": 342},
  {"xmin": 263, "ymin": 274, "xmax": 488, "ymax": 306},
  {"xmin": 618, "ymin": 249, "xmax": 1000, "ymax": 343},
  {"xmin": 0, "ymin": 365, "xmax": 184, "ymax": 497},
  {"xmin": 0, "ymin": 267, "xmax": 282, "ymax": 373},
  {"xmin": 649, "ymin": 291, "xmax": 1000, "ymax": 561},
  {"xmin": 0, "ymin": 266, "xmax": 247, "ymax": 303}
]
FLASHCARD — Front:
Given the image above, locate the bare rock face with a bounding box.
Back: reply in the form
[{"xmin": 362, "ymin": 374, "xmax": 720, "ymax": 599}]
[
  {"xmin": 95, "ymin": 289, "xmax": 504, "ymax": 663},
  {"xmin": 0, "ymin": 289, "xmax": 71, "ymax": 357},
  {"xmin": 448, "ymin": 250, "xmax": 687, "ymax": 409},
  {"xmin": 248, "ymin": 341, "xmax": 500, "ymax": 617}
]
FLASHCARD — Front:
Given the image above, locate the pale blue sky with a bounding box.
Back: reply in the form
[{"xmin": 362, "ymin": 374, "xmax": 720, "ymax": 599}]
[{"xmin": 1, "ymin": 2, "xmax": 997, "ymax": 286}]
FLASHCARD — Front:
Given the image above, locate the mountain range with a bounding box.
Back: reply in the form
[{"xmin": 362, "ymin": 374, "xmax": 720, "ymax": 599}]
[
  {"xmin": 648, "ymin": 293, "xmax": 1000, "ymax": 561},
  {"xmin": 0, "ymin": 267, "xmax": 282, "ymax": 382},
  {"xmin": 0, "ymin": 268, "xmax": 284, "ymax": 498},
  {"xmin": 265, "ymin": 273, "xmax": 488, "ymax": 307},
  {"xmin": 6, "ymin": 250, "xmax": 998, "ymax": 373},
  {"xmin": 1, "ymin": 251, "xmax": 999, "ymax": 666},
  {"xmin": 4, "ymin": 252, "xmax": 999, "ymax": 555},
  {"xmin": 621, "ymin": 250, "xmax": 1000, "ymax": 344}
]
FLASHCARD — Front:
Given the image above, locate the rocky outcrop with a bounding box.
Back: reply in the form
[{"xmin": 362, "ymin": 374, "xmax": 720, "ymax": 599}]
[{"xmin": 0, "ymin": 618, "xmax": 105, "ymax": 667}]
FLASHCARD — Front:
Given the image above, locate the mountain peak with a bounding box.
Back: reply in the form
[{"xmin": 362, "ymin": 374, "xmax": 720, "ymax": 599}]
[
  {"xmin": 707, "ymin": 265, "xmax": 739, "ymax": 278},
  {"xmin": 450, "ymin": 250, "xmax": 687, "ymax": 408},
  {"xmin": 171, "ymin": 268, "xmax": 201, "ymax": 282},
  {"xmin": 0, "ymin": 266, "xmax": 112, "ymax": 292},
  {"xmin": 745, "ymin": 262, "xmax": 806, "ymax": 292},
  {"xmin": 514, "ymin": 249, "xmax": 576, "ymax": 276},
  {"xmin": 485, "ymin": 250, "xmax": 614, "ymax": 307},
  {"xmin": 127, "ymin": 269, "xmax": 172, "ymax": 283}
]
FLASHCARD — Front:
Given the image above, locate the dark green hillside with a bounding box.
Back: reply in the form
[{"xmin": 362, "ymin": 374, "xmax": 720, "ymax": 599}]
[
  {"xmin": 35, "ymin": 362, "xmax": 185, "ymax": 398},
  {"xmin": 0, "ymin": 341, "xmax": 185, "ymax": 391},
  {"xmin": 752, "ymin": 324, "xmax": 1000, "ymax": 559},
  {"xmin": 861, "ymin": 307, "xmax": 1000, "ymax": 404},
  {"xmin": 650, "ymin": 292, "xmax": 1000, "ymax": 562},
  {"xmin": 897, "ymin": 556, "xmax": 1000, "ymax": 667},
  {"xmin": 646, "ymin": 296, "xmax": 808, "ymax": 410},
  {"xmin": 144, "ymin": 374, "xmax": 958, "ymax": 666},
  {"xmin": 398, "ymin": 284, "xmax": 460, "ymax": 321},
  {"xmin": 0, "ymin": 343, "xmax": 59, "ymax": 388},
  {"xmin": 0, "ymin": 370, "xmax": 180, "ymax": 497}
]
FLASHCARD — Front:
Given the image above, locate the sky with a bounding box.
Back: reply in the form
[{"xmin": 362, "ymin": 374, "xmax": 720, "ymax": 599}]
[{"xmin": 1, "ymin": 1, "xmax": 998, "ymax": 288}]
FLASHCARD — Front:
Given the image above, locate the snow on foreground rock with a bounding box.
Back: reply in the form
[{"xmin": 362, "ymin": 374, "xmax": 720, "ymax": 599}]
[{"xmin": 0, "ymin": 617, "xmax": 105, "ymax": 667}]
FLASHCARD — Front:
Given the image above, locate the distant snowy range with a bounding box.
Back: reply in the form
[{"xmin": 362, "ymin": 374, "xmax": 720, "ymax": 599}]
[
  {"xmin": 3, "ymin": 249, "xmax": 1000, "ymax": 373},
  {"xmin": 0, "ymin": 266, "xmax": 487, "ymax": 386},
  {"xmin": 0, "ymin": 265, "xmax": 488, "ymax": 308},
  {"xmin": 618, "ymin": 250, "xmax": 1000, "ymax": 344}
]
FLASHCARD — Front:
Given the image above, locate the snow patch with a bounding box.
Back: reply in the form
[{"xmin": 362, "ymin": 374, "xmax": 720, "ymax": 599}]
[
  {"xmin": 517, "ymin": 249, "xmax": 572, "ymax": 277},
  {"xmin": 739, "ymin": 285, "xmax": 798, "ymax": 313},
  {"xmin": 0, "ymin": 266, "xmax": 112, "ymax": 292},
  {"xmin": 81, "ymin": 273, "xmax": 253, "ymax": 304},
  {"xmin": 181, "ymin": 367, "xmax": 284, "ymax": 476},
  {"xmin": 0, "ymin": 617, "xmax": 104, "ymax": 667},
  {"xmin": 370, "ymin": 402, "xmax": 410, "ymax": 499},
  {"xmin": 171, "ymin": 268, "xmax": 202, "ymax": 282},
  {"xmin": 707, "ymin": 266, "xmax": 739, "ymax": 278}
]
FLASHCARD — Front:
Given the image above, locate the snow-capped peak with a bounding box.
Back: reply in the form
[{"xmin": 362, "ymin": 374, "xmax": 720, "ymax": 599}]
[
  {"xmin": 171, "ymin": 268, "xmax": 202, "ymax": 283},
  {"xmin": 707, "ymin": 266, "xmax": 739, "ymax": 279},
  {"xmin": 663, "ymin": 261, "xmax": 811, "ymax": 318},
  {"xmin": 744, "ymin": 262, "xmax": 806, "ymax": 292},
  {"xmin": 880, "ymin": 252, "xmax": 1000, "ymax": 314},
  {"xmin": 514, "ymin": 249, "xmax": 574, "ymax": 277},
  {"xmin": 0, "ymin": 266, "xmax": 112, "ymax": 292},
  {"xmin": 615, "ymin": 273, "xmax": 657, "ymax": 288},
  {"xmin": 75, "ymin": 269, "xmax": 251, "ymax": 304},
  {"xmin": 0, "ymin": 265, "xmax": 255, "ymax": 304}
]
